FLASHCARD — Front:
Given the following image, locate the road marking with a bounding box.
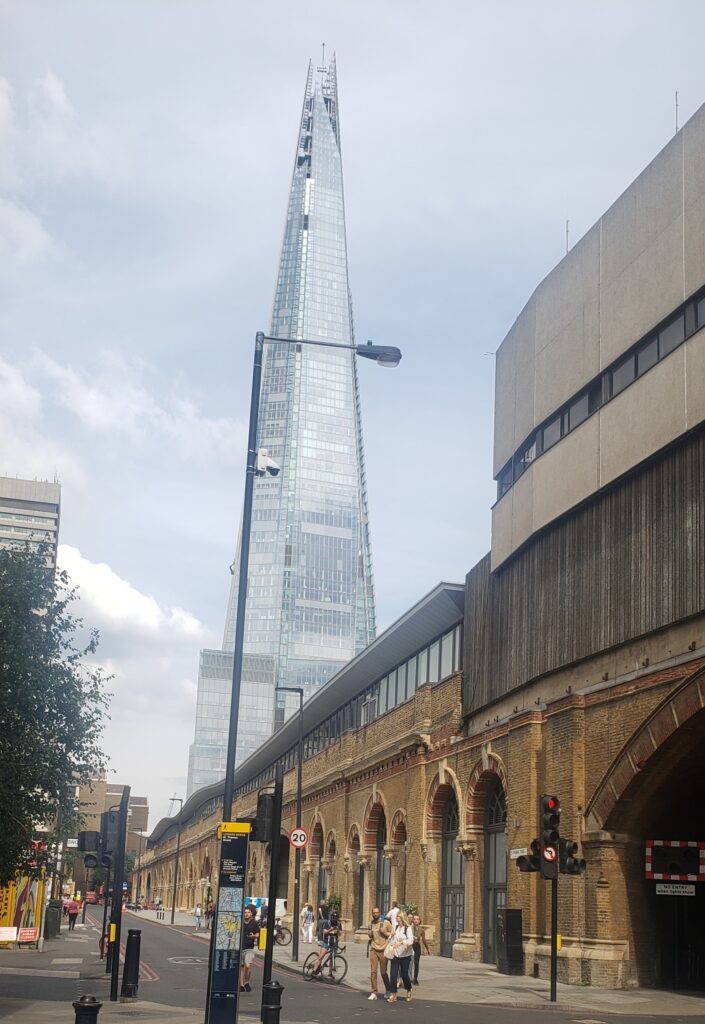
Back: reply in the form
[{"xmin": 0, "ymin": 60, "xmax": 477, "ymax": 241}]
[
  {"xmin": 168, "ymin": 955, "xmax": 209, "ymax": 965},
  {"xmin": 572, "ymin": 1019, "xmax": 609, "ymax": 1023},
  {"xmin": 0, "ymin": 966, "xmax": 80, "ymax": 979},
  {"xmin": 52, "ymin": 957, "xmax": 83, "ymax": 964}
]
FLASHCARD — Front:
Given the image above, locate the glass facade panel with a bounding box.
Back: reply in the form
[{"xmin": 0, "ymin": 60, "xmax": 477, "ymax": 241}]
[
  {"xmin": 407, "ymin": 656, "xmax": 417, "ymax": 693},
  {"xmin": 188, "ymin": 58, "xmax": 377, "ymax": 792}
]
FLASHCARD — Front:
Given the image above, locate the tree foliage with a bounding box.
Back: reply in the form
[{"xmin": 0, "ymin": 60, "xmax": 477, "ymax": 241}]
[{"xmin": 0, "ymin": 545, "xmax": 111, "ymax": 886}]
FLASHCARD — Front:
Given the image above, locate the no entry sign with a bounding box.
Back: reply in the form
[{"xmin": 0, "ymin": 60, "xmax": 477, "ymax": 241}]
[{"xmin": 290, "ymin": 828, "xmax": 309, "ymax": 849}]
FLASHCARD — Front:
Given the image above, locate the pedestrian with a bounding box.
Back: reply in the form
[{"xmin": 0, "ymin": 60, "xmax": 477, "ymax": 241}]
[
  {"xmin": 67, "ymin": 897, "xmax": 80, "ymax": 931},
  {"xmin": 260, "ymin": 902, "xmax": 269, "ymax": 927},
  {"xmin": 239, "ymin": 906, "xmax": 260, "ymax": 993},
  {"xmin": 385, "ymin": 911, "xmax": 414, "ymax": 1002},
  {"xmin": 367, "ymin": 905, "xmax": 392, "ymax": 1000},
  {"xmin": 301, "ymin": 903, "xmax": 315, "ymax": 944},
  {"xmin": 206, "ymin": 900, "xmax": 215, "ymax": 929},
  {"xmin": 386, "ymin": 900, "xmax": 400, "ymax": 929},
  {"xmin": 194, "ymin": 903, "xmax": 202, "ymax": 930},
  {"xmin": 411, "ymin": 914, "xmax": 431, "ymax": 985}
]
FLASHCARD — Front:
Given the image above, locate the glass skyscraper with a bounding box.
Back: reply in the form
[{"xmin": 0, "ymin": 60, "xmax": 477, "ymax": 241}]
[{"xmin": 187, "ymin": 56, "xmax": 376, "ymax": 796}]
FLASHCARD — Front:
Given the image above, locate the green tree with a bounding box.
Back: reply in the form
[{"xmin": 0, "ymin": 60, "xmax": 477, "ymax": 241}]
[{"xmin": 0, "ymin": 545, "xmax": 110, "ymax": 885}]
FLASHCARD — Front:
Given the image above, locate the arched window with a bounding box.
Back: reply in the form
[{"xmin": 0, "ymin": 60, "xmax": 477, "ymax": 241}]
[
  {"xmin": 440, "ymin": 791, "xmax": 464, "ymax": 956},
  {"xmin": 483, "ymin": 778, "xmax": 507, "ymax": 963},
  {"xmin": 375, "ymin": 812, "xmax": 390, "ymax": 912}
]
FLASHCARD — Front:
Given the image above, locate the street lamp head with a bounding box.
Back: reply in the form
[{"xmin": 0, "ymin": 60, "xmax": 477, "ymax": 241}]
[{"xmin": 356, "ymin": 341, "xmax": 402, "ymax": 368}]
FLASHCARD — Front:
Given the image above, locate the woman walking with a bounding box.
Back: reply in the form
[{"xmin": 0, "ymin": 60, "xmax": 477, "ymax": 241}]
[
  {"xmin": 411, "ymin": 914, "xmax": 431, "ymax": 984},
  {"xmin": 385, "ymin": 911, "xmax": 414, "ymax": 1002}
]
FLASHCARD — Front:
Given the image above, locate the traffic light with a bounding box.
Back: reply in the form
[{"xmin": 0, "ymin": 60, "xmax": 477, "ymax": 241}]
[
  {"xmin": 101, "ymin": 809, "xmax": 120, "ymax": 855},
  {"xmin": 77, "ymin": 831, "xmax": 102, "ymax": 852},
  {"xmin": 240, "ymin": 793, "xmax": 276, "ymax": 843},
  {"xmin": 559, "ymin": 838, "xmax": 586, "ymax": 876},
  {"xmin": 539, "ymin": 794, "xmax": 560, "ymax": 879},
  {"xmin": 517, "ymin": 837, "xmax": 541, "ymax": 873},
  {"xmin": 84, "ymin": 853, "xmax": 99, "ymax": 870}
]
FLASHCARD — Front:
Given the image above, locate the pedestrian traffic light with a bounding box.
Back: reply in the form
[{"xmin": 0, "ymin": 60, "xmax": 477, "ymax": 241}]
[
  {"xmin": 100, "ymin": 853, "xmax": 113, "ymax": 870},
  {"xmin": 539, "ymin": 794, "xmax": 560, "ymax": 880},
  {"xmin": 517, "ymin": 837, "xmax": 541, "ymax": 873},
  {"xmin": 559, "ymin": 838, "xmax": 586, "ymax": 876},
  {"xmin": 84, "ymin": 853, "xmax": 99, "ymax": 870}
]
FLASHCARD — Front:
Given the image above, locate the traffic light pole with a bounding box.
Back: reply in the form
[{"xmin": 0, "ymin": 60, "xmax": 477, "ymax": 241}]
[
  {"xmin": 550, "ymin": 875, "xmax": 558, "ymax": 1002},
  {"xmin": 109, "ymin": 787, "xmax": 130, "ymax": 1001}
]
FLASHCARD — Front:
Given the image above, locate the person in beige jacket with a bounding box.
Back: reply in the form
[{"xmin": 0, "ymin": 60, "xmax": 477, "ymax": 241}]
[{"xmin": 367, "ymin": 906, "xmax": 392, "ymax": 1000}]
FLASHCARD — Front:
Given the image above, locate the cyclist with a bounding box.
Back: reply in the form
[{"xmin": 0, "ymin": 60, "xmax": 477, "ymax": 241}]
[{"xmin": 312, "ymin": 908, "xmax": 342, "ymax": 974}]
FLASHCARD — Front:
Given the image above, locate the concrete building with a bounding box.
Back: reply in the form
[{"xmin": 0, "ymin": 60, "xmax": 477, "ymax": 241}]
[
  {"xmin": 144, "ymin": 101, "xmax": 705, "ymax": 991},
  {"xmin": 0, "ymin": 475, "xmax": 61, "ymax": 565}
]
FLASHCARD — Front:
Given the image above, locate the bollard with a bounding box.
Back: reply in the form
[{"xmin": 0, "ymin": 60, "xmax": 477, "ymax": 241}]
[
  {"xmin": 261, "ymin": 979, "xmax": 284, "ymax": 1024},
  {"xmin": 72, "ymin": 994, "xmax": 102, "ymax": 1023},
  {"xmin": 120, "ymin": 928, "xmax": 141, "ymax": 999}
]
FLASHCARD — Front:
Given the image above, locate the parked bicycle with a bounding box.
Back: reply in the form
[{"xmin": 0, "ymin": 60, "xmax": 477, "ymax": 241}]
[
  {"xmin": 303, "ymin": 944, "xmax": 348, "ymax": 984},
  {"xmin": 274, "ymin": 918, "xmax": 292, "ymax": 946}
]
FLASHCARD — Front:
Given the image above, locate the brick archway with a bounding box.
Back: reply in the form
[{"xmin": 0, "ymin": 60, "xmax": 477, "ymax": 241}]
[
  {"xmin": 465, "ymin": 754, "xmax": 508, "ymax": 833},
  {"xmin": 390, "ymin": 809, "xmax": 407, "ymax": 845},
  {"xmin": 426, "ymin": 768, "xmax": 463, "ymax": 838},
  {"xmin": 347, "ymin": 823, "xmax": 361, "ymax": 855},
  {"xmin": 363, "ymin": 793, "xmax": 388, "ymax": 849},
  {"xmin": 585, "ymin": 666, "xmax": 705, "ymax": 832}
]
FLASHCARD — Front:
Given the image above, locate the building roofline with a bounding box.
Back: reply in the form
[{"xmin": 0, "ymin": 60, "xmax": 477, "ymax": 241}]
[{"xmin": 148, "ymin": 581, "xmax": 464, "ymax": 847}]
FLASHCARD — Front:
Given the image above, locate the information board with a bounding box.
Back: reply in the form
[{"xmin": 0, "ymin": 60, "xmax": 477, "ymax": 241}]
[{"xmin": 206, "ymin": 823, "xmax": 250, "ymax": 1024}]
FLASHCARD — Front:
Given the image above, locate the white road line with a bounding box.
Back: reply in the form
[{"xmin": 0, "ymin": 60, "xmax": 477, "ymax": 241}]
[{"xmin": 51, "ymin": 957, "xmax": 83, "ymax": 964}]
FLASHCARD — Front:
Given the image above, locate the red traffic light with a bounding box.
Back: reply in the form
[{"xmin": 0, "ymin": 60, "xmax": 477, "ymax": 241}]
[{"xmin": 546, "ymin": 797, "xmax": 560, "ymax": 811}]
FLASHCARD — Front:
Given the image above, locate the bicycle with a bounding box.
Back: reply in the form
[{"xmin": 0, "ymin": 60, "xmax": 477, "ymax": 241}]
[
  {"xmin": 303, "ymin": 944, "xmax": 348, "ymax": 984},
  {"xmin": 274, "ymin": 919, "xmax": 292, "ymax": 946}
]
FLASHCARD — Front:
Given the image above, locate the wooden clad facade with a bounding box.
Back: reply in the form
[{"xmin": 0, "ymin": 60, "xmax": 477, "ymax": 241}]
[{"xmin": 464, "ymin": 424, "xmax": 705, "ymax": 715}]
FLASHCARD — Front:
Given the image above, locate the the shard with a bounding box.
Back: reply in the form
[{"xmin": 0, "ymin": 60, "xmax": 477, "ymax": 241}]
[{"xmin": 187, "ymin": 56, "xmax": 376, "ymax": 795}]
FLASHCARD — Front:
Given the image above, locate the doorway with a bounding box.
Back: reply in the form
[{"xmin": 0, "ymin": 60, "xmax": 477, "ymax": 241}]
[
  {"xmin": 483, "ymin": 778, "xmax": 507, "ymax": 963},
  {"xmin": 440, "ymin": 792, "xmax": 465, "ymax": 957}
]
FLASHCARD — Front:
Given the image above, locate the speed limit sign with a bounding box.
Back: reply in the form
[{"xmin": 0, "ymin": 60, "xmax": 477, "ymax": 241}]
[{"xmin": 290, "ymin": 828, "xmax": 309, "ymax": 849}]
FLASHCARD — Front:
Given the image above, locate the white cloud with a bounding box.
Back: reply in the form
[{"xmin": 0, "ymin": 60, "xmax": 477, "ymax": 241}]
[
  {"xmin": 58, "ymin": 544, "xmax": 209, "ymax": 641},
  {"xmin": 33, "ymin": 350, "xmax": 244, "ymax": 465},
  {"xmin": 0, "ymin": 197, "xmax": 52, "ymax": 263},
  {"xmin": 57, "ymin": 544, "xmax": 217, "ymax": 819}
]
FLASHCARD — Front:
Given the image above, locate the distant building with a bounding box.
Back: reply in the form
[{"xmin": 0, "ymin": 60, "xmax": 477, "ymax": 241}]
[
  {"xmin": 0, "ymin": 475, "xmax": 61, "ymax": 565},
  {"xmin": 76, "ymin": 777, "xmax": 149, "ymax": 857}
]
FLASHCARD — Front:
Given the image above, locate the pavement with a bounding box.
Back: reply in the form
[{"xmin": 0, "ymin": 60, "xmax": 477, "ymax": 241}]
[{"xmin": 2, "ymin": 910, "xmax": 705, "ymax": 1022}]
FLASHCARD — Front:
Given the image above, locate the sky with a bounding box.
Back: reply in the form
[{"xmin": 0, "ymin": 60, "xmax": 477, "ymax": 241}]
[{"xmin": 2, "ymin": 0, "xmax": 705, "ymax": 826}]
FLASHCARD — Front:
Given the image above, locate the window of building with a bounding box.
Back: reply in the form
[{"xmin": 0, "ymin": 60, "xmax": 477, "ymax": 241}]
[
  {"xmin": 611, "ymin": 353, "xmax": 635, "ymax": 396},
  {"xmin": 658, "ymin": 313, "xmax": 685, "ymax": 358},
  {"xmin": 361, "ymin": 697, "xmax": 376, "ymax": 726},
  {"xmin": 637, "ymin": 336, "xmax": 658, "ymax": 376},
  {"xmin": 567, "ymin": 392, "xmax": 589, "ymax": 431},
  {"xmin": 418, "ymin": 648, "xmax": 428, "ymax": 686},
  {"xmin": 428, "ymin": 640, "xmax": 440, "ymax": 684},
  {"xmin": 440, "ymin": 631, "xmax": 454, "ymax": 679},
  {"xmin": 498, "ymin": 462, "xmax": 513, "ymax": 497},
  {"xmin": 697, "ymin": 296, "xmax": 705, "ymax": 330},
  {"xmin": 406, "ymin": 656, "xmax": 417, "ymax": 693},
  {"xmin": 541, "ymin": 415, "xmax": 562, "ymax": 452},
  {"xmin": 378, "ymin": 676, "xmax": 388, "ymax": 715}
]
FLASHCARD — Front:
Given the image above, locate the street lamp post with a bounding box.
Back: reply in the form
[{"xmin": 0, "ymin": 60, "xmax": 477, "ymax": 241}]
[
  {"xmin": 221, "ymin": 331, "xmax": 401, "ymax": 822},
  {"xmin": 169, "ymin": 798, "xmax": 184, "ymax": 925},
  {"xmin": 276, "ymin": 685, "xmax": 304, "ymax": 962}
]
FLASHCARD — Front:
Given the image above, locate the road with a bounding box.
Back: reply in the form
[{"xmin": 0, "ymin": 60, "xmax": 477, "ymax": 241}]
[{"xmin": 0, "ymin": 911, "xmax": 693, "ymax": 1024}]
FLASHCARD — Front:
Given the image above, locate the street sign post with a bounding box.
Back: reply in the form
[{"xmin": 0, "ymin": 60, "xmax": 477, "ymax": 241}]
[
  {"xmin": 205, "ymin": 822, "xmax": 250, "ymax": 1024},
  {"xmin": 290, "ymin": 828, "xmax": 308, "ymax": 849}
]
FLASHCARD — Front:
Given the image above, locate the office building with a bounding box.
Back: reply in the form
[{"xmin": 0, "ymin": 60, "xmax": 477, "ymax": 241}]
[
  {"xmin": 187, "ymin": 55, "xmax": 376, "ymax": 793},
  {"xmin": 0, "ymin": 475, "xmax": 61, "ymax": 566}
]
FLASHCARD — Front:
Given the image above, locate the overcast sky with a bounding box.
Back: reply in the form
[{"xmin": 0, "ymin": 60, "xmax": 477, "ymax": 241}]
[{"xmin": 2, "ymin": 1, "xmax": 704, "ymax": 826}]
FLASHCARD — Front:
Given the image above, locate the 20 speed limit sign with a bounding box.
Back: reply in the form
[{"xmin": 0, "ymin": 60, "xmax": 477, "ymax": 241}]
[{"xmin": 290, "ymin": 828, "xmax": 309, "ymax": 849}]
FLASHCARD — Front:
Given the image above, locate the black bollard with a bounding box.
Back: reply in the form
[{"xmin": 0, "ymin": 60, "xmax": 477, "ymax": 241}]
[
  {"xmin": 72, "ymin": 994, "xmax": 102, "ymax": 1022},
  {"xmin": 120, "ymin": 928, "xmax": 141, "ymax": 999},
  {"xmin": 261, "ymin": 979, "xmax": 284, "ymax": 1024}
]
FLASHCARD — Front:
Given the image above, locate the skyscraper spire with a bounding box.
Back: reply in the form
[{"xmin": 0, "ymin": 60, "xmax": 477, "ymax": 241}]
[{"xmin": 188, "ymin": 57, "xmax": 376, "ymax": 793}]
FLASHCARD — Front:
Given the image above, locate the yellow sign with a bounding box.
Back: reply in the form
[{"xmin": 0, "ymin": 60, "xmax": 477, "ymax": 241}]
[
  {"xmin": 556, "ymin": 933, "xmax": 562, "ymax": 951},
  {"xmin": 259, "ymin": 926, "xmax": 267, "ymax": 951},
  {"xmin": 217, "ymin": 821, "xmax": 252, "ymax": 839},
  {"xmin": 110, "ymin": 923, "xmax": 117, "ymax": 942}
]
